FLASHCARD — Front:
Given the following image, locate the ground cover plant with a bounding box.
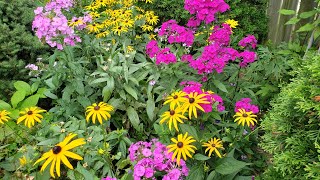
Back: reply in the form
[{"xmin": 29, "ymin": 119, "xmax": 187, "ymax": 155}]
[{"xmin": 0, "ymin": 0, "xmax": 318, "ymax": 180}]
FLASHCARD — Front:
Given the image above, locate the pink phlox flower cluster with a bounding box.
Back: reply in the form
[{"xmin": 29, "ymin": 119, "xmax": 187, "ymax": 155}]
[
  {"xmin": 181, "ymin": 54, "xmax": 194, "ymax": 62},
  {"xmin": 185, "ymin": 0, "xmax": 230, "ymax": 26},
  {"xmin": 25, "ymin": 64, "xmax": 39, "ymax": 71},
  {"xmin": 101, "ymin": 176, "xmax": 117, "ymax": 180},
  {"xmin": 145, "ymin": 40, "xmax": 177, "ymax": 65},
  {"xmin": 159, "ymin": 20, "xmax": 194, "ymax": 46},
  {"xmin": 238, "ymin": 50, "xmax": 257, "ymax": 67},
  {"xmin": 180, "ymin": 81, "xmax": 203, "ymax": 94},
  {"xmin": 32, "ymin": 0, "xmax": 90, "ymax": 50},
  {"xmin": 238, "ymin": 35, "xmax": 257, "ymax": 49},
  {"xmin": 208, "ymin": 24, "xmax": 232, "ymax": 46},
  {"xmin": 235, "ymin": 98, "xmax": 259, "ymax": 114},
  {"xmin": 129, "ymin": 139, "xmax": 189, "ymax": 180},
  {"xmin": 212, "ymin": 94, "xmax": 225, "ymax": 112}
]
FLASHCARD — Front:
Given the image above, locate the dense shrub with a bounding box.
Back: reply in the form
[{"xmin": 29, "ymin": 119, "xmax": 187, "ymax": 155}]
[
  {"xmin": 260, "ymin": 52, "xmax": 320, "ymax": 179},
  {"xmin": 0, "ymin": 0, "xmax": 49, "ymax": 101}
]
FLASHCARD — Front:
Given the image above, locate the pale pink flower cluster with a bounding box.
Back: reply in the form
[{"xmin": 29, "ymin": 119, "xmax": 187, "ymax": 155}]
[
  {"xmin": 128, "ymin": 139, "xmax": 189, "ymax": 180},
  {"xmin": 234, "ymin": 98, "xmax": 259, "ymax": 114},
  {"xmin": 32, "ymin": 0, "xmax": 90, "ymax": 50},
  {"xmin": 159, "ymin": 20, "xmax": 195, "ymax": 46}
]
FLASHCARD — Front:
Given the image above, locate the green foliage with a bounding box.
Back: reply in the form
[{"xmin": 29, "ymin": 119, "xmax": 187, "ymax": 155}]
[
  {"xmin": 0, "ymin": 0, "xmax": 49, "ymax": 101},
  {"xmin": 260, "ymin": 51, "xmax": 320, "ymax": 179}
]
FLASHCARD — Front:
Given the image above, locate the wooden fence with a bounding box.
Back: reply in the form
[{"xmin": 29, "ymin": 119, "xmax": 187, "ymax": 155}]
[{"xmin": 267, "ymin": 0, "xmax": 317, "ymax": 45}]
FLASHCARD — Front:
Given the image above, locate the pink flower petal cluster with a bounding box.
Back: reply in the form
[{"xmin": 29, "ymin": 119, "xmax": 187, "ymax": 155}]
[
  {"xmin": 238, "ymin": 50, "xmax": 257, "ymax": 67},
  {"xmin": 32, "ymin": 0, "xmax": 90, "ymax": 50},
  {"xmin": 208, "ymin": 24, "xmax": 232, "ymax": 46},
  {"xmin": 101, "ymin": 176, "xmax": 117, "ymax": 180},
  {"xmin": 128, "ymin": 139, "xmax": 189, "ymax": 180},
  {"xmin": 145, "ymin": 41, "xmax": 177, "ymax": 65},
  {"xmin": 238, "ymin": 35, "xmax": 258, "ymax": 49},
  {"xmin": 234, "ymin": 98, "xmax": 259, "ymax": 114},
  {"xmin": 185, "ymin": 0, "xmax": 230, "ymax": 26},
  {"xmin": 180, "ymin": 81, "xmax": 225, "ymax": 112},
  {"xmin": 159, "ymin": 20, "xmax": 195, "ymax": 46}
]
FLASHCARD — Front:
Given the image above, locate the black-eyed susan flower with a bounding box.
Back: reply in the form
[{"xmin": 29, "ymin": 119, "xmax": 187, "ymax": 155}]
[
  {"xmin": 164, "ymin": 91, "xmax": 188, "ymax": 109},
  {"xmin": 34, "ymin": 133, "xmax": 86, "ymax": 178},
  {"xmin": 0, "ymin": 110, "xmax": 10, "ymax": 124},
  {"xmin": 233, "ymin": 108, "xmax": 257, "ymax": 127},
  {"xmin": 141, "ymin": 24, "xmax": 153, "ymax": 32},
  {"xmin": 19, "ymin": 156, "xmax": 27, "ymax": 166},
  {"xmin": 17, "ymin": 107, "xmax": 46, "ymax": 128},
  {"xmin": 112, "ymin": 25, "xmax": 128, "ymax": 36},
  {"xmin": 182, "ymin": 92, "xmax": 210, "ymax": 119},
  {"xmin": 167, "ymin": 132, "xmax": 197, "ymax": 166},
  {"xmin": 202, "ymin": 138, "xmax": 223, "ymax": 158},
  {"xmin": 160, "ymin": 107, "xmax": 187, "ymax": 131},
  {"xmin": 86, "ymin": 102, "xmax": 113, "ymax": 124},
  {"xmin": 225, "ymin": 19, "xmax": 239, "ymax": 29}
]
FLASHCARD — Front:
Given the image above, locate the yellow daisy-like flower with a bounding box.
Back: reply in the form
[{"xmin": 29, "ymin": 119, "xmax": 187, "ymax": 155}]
[
  {"xmin": 86, "ymin": 102, "xmax": 113, "ymax": 124},
  {"xmin": 87, "ymin": 23, "xmax": 102, "ymax": 33},
  {"xmin": 34, "ymin": 133, "xmax": 86, "ymax": 178},
  {"xmin": 167, "ymin": 132, "xmax": 197, "ymax": 166},
  {"xmin": 17, "ymin": 107, "xmax": 46, "ymax": 128},
  {"xmin": 149, "ymin": 33, "xmax": 156, "ymax": 40},
  {"xmin": 0, "ymin": 110, "xmax": 10, "ymax": 124},
  {"xmin": 233, "ymin": 108, "xmax": 257, "ymax": 126},
  {"xmin": 141, "ymin": 24, "xmax": 153, "ymax": 32},
  {"xmin": 182, "ymin": 92, "xmax": 210, "ymax": 119},
  {"xmin": 225, "ymin": 19, "xmax": 239, "ymax": 29},
  {"xmin": 121, "ymin": 19, "xmax": 134, "ymax": 28},
  {"xmin": 202, "ymin": 138, "xmax": 223, "ymax": 158},
  {"xmin": 126, "ymin": 45, "xmax": 134, "ymax": 53},
  {"xmin": 160, "ymin": 107, "xmax": 187, "ymax": 131},
  {"xmin": 19, "ymin": 156, "xmax": 27, "ymax": 166},
  {"xmin": 96, "ymin": 31, "xmax": 110, "ymax": 38},
  {"xmin": 164, "ymin": 91, "xmax": 188, "ymax": 109},
  {"xmin": 112, "ymin": 25, "xmax": 128, "ymax": 36}
]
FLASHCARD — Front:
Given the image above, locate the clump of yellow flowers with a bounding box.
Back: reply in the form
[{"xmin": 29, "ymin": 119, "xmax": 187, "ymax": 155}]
[{"xmin": 85, "ymin": 0, "xmax": 159, "ymax": 38}]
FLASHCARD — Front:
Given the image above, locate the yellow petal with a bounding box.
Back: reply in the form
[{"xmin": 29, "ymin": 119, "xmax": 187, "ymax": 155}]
[
  {"xmin": 63, "ymin": 151, "xmax": 83, "ymax": 160},
  {"xmin": 56, "ymin": 155, "xmax": 61, "ymax": 177},
  {"xmin": 61, "ymin": 154, "xmax": 73, "ymax": 170},
  {"xmin": 63, "ymin": 138, "xmax": 86, "ymax": 151}
]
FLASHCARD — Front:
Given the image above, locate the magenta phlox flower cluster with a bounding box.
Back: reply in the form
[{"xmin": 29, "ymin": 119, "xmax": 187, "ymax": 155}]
[
  {"xmin": 32, "ymin": 0, "xmax": 90, "ymax": 50},
  {"xmin": 145, "ymin": 40, "xmax": 177, "ymax": 65},
  {"xmin": 159, "ymin": 20, "xmax": 195, "ymax": 46},
  {"xmin": 128, "ymin": 139, "xmax": 188, "ymax": 180},
  {"xmin": 208, "ymin": 24, "xmax": 232, "ymax": 46},
  {"xmin": 238, "ymin": 35, "xmax": 257, "ymax": 49},
  {"xmin": 101, "ymin": 176, "xmax": 117, "ymax": 180},
  {"xmin": 238, "ymin": 50, "xmax": 257, "ymax": 67},
  {"xmin": 180, "ymin": 81, "xmax": 225, "ymax": 112},
  {"xmin": 185, "ymin": 0, "xmax": 230, "ymax": 26},
  {"xmin": 235, "ymin": 98, "xmax": 259, "ymax": 114}
]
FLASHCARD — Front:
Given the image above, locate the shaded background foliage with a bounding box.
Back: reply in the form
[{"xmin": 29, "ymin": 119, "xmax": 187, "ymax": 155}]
[{"xmin": 0, "ymin": 0, "xmax": 50, "ymax": 101}]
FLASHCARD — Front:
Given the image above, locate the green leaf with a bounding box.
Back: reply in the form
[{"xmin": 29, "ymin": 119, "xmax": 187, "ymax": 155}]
[
  {"xmin": 20, "ymin": 94, "xmax": 40, "ymax": 109},
  {"xmin": 194, "ymin": 153, "xmax": 211, "ymax": 161},
  {"xmin": 313, "ymin": 27, "xmax": 320, "ymax": 39},
  {"xmin": 31, "ymin": 82, "xmax": 40, "ymax": 94},
  {"xmin": 146, "ymin": 97, "xmax": 155, "ymax": 121},
  {"xmin": 14, "ymin": 81, "xmax": 31, "ymax": 95},
  {"xmin": 127, "ymin": 106, "xmax": 140, "ymax": 130},
  {"xmin": 187, "ymin": 164, "xmax": 204, "ymax": 180},
  {"xmin": 76, "ymin": 163, "xmax": 94, "ymax": 180},
  {"xmin": 300, "ymin": 10, "xmax": 316, "ymax": 19},
  {"xmin": 37, "ymin": 138, "xmax": 57, "ymax": 146},
  {"xmin": 296, "ymin": 23, "xmax": 314, "ymax": 32},
  {"xmin": 279, "ymin": 9, "xmax": 295, "ymax": 15},
  {"xmin": 124, "ymin": 84, "xmax": 138, "ymax": 100},
  {"xmin": 89, "ymin": 77, "xmax": 108, "ymax": 85},
  {"xmin": 11, "ymin": 90, "xmax": 26, "ymax": 108},
  {"xmin": 207, "ymin": 170, "xmax": 218, "ymax": 180},
  {"xmin": 215, "ymin": 157, "xmax": 249, "ymax": 175},
  {"xmin": 0, "ymin": 100, "xmax": 11, "ymax": 110},
  {"xmin": 44, "ymin": 91, "xmax": 58, "ymax": 99},
  {"xmin": 180, "ymin": 124, "xmax": 199, "ymax": 141},
  {"xmin": 102, "ymin": 77, "xmax": 114, "ymax": 102},
  {"xmin": 213, "ymin": 80, "xmax": 228, "ymax": 93},
  {"xmin": 285, "ymin": 17, "xmax": 300, "ymax": 25}
]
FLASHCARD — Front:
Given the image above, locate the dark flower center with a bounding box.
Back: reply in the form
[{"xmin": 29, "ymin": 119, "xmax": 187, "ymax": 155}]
[
  {"xmin": 52, "ymin": 146, "xmax": 62, "ymax": 154},
  {"xmin": 189, "ymin": 98, "xmax": 195, "ymax": 103},
  {"xmin": 27, "ymin": 111, "xmax": 33, "ymax": 115},
  {"xmin": 170, "ymin": 110, "xmax": 175, "ymax": 115},
  {"xmin": 177, "ymin": 142, "xmax": 183, "ymax": 148},
  {"xmin": 173, "ymin": 95, "xmax": 178, "ymax": 99},
  {"xmin": 211, "ymin": 144, "xmax": 216, "ymax": 148},
  {"xmin": 94, "ymin": 106, "xmax": 100, "ymax": 110},
  {"xmin": 242, "ymin": 113, "xmax": 248, "ymax": 117}
]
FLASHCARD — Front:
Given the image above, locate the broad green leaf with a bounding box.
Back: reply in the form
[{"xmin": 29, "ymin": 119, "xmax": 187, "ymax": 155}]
[
  {"xmin": 296, "ymin": 23, "xmax": 314, "ymax": 32},
  {"xmin": 31, "ymin": 82, "xmax": 40, "ymax": 94},
  {"xmin": 127, "ymin": 106, "xmax": 140, "ymax": 130},
  {"xmin": 0, "ymin": 100, "xmax": 11, "ymax": 110},
  {"xmin": 313, "ymin": 27, "xmax": 320, "ymax": 39},
  {"xmin": 90, "ymin": 77, "xmax": 109, "ymax": 85},
  {"xmin": 11, "ymin": 90, "xmax": 26, "ymax": 108},
  {"xmin": 146, "ymin": 97, "xmax": 155, "ymax": 121},
  {"xmin": 300, "ymin": 10, "xmax": 316, "ymax": 19},
  {"xmin": 44, "ymin": 91, "xmax": 58, "ymax": 99},
  {"xmin": 194, "ymin": 153, "xmax": 211, "ymax": 161},
  {"xmin": 135, "ymin": 53, "xmax": 146, "ymax": 62},
  {"xmin": 20, "ymin": 94, "xmax": 40, "ymax": 109},
  {"xmin": 76, "ymin": 163, "xmax": 94, "ymax": 180},
  {"xmin": 102, "ymin": 77, "xmax": 115, "ymax": 102},
  {"xmin": 279, "ymin": 9, "xmax": 295, "ymax": 15},
  {"xmin": 285, "ymin": 17, "xmax": 300, "ymax": 25},
  {"xmin": 207, "ymin": 170, "xmax": 218, "ymax": 180},
  {"xmin": 37, "ymin": 138, "xmax": 57, "ymax": 145},
  {"xmin": 14, "ymin": 81, "xmax": 31, "ymax": 94},
  {"xmin": 180, "ymin": 124, "xmax": 199, "ymax": 141},
  {"xmin": 124, "ymin": 84, "xmax": 138, "ymax": 100},
  {"xmin": 215, "ymin": 157, "xmax": 249, "ymax": 175},
  {"xmin": 187, "ymin": 164, "xmax": 204, "ymax": 180},
  {"xmin": 213, "ymin": 80, "xmax": 228, "ymax": 93}
]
